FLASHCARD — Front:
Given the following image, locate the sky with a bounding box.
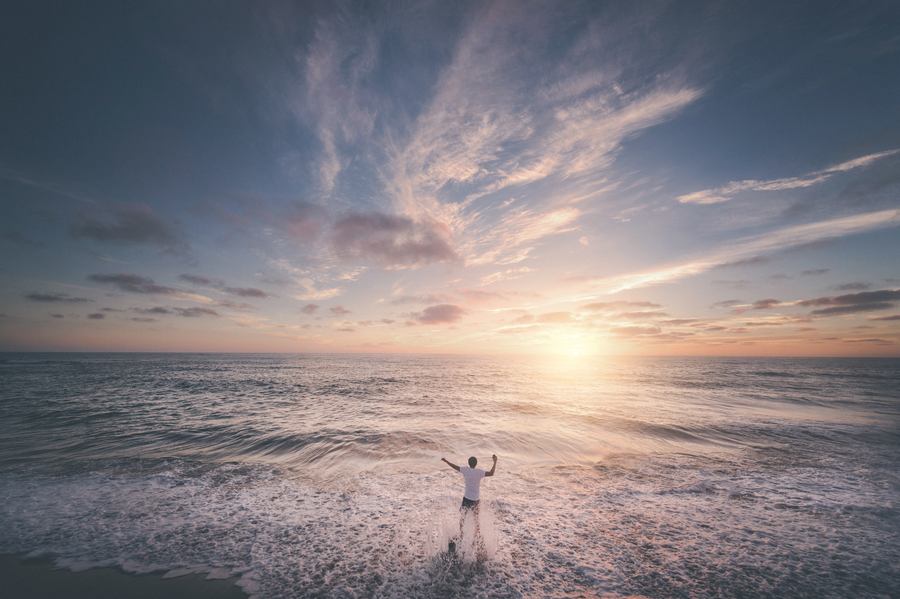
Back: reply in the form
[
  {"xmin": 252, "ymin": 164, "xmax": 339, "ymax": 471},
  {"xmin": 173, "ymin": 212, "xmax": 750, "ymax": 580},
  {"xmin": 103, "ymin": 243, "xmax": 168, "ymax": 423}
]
[{"xmin": 1, "ymin": 0, "xmax": 899, "ymax": 356}]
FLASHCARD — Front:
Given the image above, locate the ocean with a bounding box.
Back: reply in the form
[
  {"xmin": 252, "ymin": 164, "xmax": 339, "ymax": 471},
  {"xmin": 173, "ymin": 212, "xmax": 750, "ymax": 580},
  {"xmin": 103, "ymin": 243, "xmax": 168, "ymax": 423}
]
[{"xmin": 0, "ymin": 353, "xmax": 897, "ymax": 598}]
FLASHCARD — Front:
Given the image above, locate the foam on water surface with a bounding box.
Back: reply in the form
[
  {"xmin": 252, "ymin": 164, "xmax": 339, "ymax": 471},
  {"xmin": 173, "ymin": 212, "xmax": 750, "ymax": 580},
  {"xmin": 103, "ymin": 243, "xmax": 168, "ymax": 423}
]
[{"xmin": 0, "ymin": 354, "xmax": 898, "ymax": 597}]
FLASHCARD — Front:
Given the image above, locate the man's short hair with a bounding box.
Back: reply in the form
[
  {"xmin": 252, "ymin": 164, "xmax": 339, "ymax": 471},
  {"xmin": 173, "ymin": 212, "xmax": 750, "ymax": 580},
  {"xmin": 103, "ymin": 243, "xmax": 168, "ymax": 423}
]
[{"xmin": 468, "ymin": 456, "xmax": 477, "ymax": 467}]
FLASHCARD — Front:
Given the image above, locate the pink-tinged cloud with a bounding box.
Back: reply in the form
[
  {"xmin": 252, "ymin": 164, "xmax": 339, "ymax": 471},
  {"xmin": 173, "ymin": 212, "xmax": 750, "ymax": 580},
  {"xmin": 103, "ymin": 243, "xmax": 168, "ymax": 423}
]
[
  {"xmin": 416, "ymin": 304, "xmax": 465, "ymax": 324},
  {"xmin": 537, "ymin": 312, "xmax": 572, "ymax": 323},
  {"xmin": 751, "ymin": 299, "xmax": 781, "ymax": 310},
  {"xmin": 332, "ymin": 212, "xmax": 457, "ymax": 268},
  {"xmin": 282, "ymin": 201, "xmax": 328, "ymax": 240}
]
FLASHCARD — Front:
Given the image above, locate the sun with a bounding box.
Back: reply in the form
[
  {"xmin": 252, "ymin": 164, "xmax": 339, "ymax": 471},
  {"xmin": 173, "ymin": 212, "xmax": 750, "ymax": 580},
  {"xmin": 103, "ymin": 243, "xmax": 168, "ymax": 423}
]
[{"xmin": 543, "ymin": 330, "xmax": 604, "ymax": 360}]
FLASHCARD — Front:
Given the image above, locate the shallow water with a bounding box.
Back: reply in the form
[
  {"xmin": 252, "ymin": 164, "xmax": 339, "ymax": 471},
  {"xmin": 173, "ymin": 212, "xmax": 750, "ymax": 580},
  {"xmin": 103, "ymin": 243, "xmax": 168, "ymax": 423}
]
[{"xmin": 0, "ymin": 353, "xmax": 898, "ymax": 597}]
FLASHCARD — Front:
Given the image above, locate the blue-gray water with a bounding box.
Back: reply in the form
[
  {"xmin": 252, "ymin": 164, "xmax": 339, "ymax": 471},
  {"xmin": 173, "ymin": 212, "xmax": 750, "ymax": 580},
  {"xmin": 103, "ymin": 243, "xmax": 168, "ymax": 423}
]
[{"xmin": 0, "ymin": 353, "xmax": 898, "ymax": 598}]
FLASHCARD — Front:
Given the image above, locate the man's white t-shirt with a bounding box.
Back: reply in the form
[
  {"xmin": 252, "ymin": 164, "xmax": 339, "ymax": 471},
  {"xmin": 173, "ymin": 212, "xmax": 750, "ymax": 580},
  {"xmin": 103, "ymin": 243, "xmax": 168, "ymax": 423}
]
[{"xmin": 460, "ymin": 466, "xmax": 486, "ymax": 501}]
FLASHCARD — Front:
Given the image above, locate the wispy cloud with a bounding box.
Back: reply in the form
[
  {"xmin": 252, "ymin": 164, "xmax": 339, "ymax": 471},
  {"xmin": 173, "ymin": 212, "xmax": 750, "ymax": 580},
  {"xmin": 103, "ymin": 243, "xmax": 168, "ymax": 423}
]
[
  {"xmin": 384, "ymin": 3, "xmax": 701, "ymax": 267},
  {"xmin": 582, "ymin": 209, "xmax": 900, "ymax": 294},
  {"xmin": 301, "ymin": 14, "xmax": 379, "ymax": 195},
  {"xmin": 678, "ymin": 149, "xmax": 899, "ymax": 204},
  {"xmin": 0, "ymin": 166, "xmax": 98, "ymax": 205},
  {"xmin": 479, "ymin": 266, "xmax": 534, "ymax": 286}
]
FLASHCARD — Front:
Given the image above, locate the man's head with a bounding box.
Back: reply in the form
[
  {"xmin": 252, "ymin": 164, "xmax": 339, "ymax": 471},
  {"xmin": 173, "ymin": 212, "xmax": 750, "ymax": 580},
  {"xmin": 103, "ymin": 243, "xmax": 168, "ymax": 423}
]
[{"xmin": 468, "ymin": 456, "xmax": 477, "ymax": 468}]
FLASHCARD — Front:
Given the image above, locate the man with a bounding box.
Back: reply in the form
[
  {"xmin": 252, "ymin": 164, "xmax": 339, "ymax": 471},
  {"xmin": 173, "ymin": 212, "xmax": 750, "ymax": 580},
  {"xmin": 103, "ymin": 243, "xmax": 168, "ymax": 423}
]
[{"xmin": 440, "ymin": 454, "xmax": 497, "ymax": 553}]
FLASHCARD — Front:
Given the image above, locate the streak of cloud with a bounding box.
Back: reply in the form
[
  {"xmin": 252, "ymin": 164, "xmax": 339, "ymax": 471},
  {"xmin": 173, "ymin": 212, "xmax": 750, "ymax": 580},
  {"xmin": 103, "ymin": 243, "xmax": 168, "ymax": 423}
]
[
  {"xmin": 582, "ymin": 209, "xmax": 900, "ymax": 294},
  {"xmin": 25, "ymin": 292, "xmax": 92, "ymax": 303},
  {"xmin": 678, "ymin": 149, "xmax": 899, "ymax": 204}
]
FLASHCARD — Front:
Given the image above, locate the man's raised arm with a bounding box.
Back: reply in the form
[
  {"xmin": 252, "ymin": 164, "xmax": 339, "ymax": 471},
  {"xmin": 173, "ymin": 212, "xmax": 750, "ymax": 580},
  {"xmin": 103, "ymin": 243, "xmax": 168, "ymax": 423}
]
[
  {"xmin": 486, "ymin": 454, "xmax": 497, "ymax": 477},
  {"xmin": 441, "ymin": 457, "xmax": 460, "ymax": 472}
]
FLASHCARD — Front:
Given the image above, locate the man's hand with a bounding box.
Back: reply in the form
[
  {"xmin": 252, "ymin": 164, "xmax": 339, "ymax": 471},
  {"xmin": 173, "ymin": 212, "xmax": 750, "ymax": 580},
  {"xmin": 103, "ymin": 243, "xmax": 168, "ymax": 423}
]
[
  {"xmin": 442, "ymin": 457, "xmax": 460, "ymax": 472},
  {"xmin": 486, "ymin": 454, "xmax": 498, "ymax": 477}
]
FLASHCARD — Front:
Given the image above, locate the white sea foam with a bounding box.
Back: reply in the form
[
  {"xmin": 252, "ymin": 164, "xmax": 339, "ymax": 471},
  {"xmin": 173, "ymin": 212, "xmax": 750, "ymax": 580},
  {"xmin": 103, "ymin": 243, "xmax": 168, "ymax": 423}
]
[{"xmin": 0, "ymin": 354, "xmax": 897, "ymax": 597}]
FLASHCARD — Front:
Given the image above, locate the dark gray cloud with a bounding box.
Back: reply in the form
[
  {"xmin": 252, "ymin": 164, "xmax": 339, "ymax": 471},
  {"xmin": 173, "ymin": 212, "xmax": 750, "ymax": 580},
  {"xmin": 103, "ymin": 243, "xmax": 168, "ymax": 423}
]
[
  {"xmin": 131, "ymin": 317, "xmax": 157, "ymax": 322},
  {"xmin": 87, "ymin": 312, "xmax": 105, "ymax": 319},
  {"xmin": 301, "ymin": 303, "xmax": 319, "ymax": 314},
  {"xmin": 174, "ymin": 307, "xmax": 219, "ymax": 317},
  {"xmin": 332, "ymin": 212, "xmax": 457, "ymax": 268},
  {"xmin": 50, "ymin": 313, "xmax": 64, "ymax": 318},
  {"xmin": 415, "ymin": 304, "xmax": 464, "ymax": 324},
  {"xmin": 26, "ymin": 292, "xmax": 92, "ymax": 303},
  {"xmin": 135, "ymin": 306, "xmax": 171, "ymax": 315},
  {"xmin": 72, "ymin": 203, "xmax": 186, "ymax": 253},
  {"xmin": 225, "ymin": 286, "xmax": 268, "ymax": 298},
  {"xmin": 178, "ymin": 274, "xmax": 270, "ymax": 298},
  {"xmin": 810, "ymin": 303, "xmax": 894, "ymax": 316},
  {"xmin": 329, "ymin": 305, "xmax": 351, "ymax": 316},
  {"xmin": 834, "ymin": 282, "xmax": 870, "ymax": 291},
  {"xmin": 798, "ymin": 289, "xmax": 900, "ymax": 316},
  {"xmin": 216, "ymin": 300, "xmax": 256, "ymax": 311},
  {"xmin": 869, "ymin": 314, "xmax": 900, "ymax": 321},
  {"xmin": 132, "ymin": 305, "xmax": 217, "ymax": 317},
  {"xmin": 751, "ymin": 298, "xmax": 781, "ymax": 310},
  {"xmin": 88, "ymin": 274, "xmax": 178, "ymax": 295},
  {"xmin": 179, "ymin": 274, "xmax": 215, "ymax": 286},
  {"xmin": 801, "ymin": 269, "xmax": 830, "ymax": 276}
]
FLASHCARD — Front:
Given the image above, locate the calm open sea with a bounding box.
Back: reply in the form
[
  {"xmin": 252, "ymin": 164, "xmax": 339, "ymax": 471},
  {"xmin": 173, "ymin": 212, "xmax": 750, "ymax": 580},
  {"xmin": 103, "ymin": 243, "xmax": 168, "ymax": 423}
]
[{"xmin": 0, "ymin": 353, "xmax": 898, "ymax": 598}]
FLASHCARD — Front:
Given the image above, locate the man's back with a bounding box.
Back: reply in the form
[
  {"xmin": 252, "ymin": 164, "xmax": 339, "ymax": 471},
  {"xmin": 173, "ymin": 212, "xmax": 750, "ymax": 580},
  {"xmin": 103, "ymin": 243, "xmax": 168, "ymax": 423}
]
[{"xmin": 460, "ymin": 465, "xmax": 486, "ymax": 501}]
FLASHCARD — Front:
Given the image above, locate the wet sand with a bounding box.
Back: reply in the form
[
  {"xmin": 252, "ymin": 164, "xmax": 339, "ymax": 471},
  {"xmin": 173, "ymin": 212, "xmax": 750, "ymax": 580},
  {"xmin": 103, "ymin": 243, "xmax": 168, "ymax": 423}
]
[{"xmin": 0, "ymin": 554, "xmax": 247, "ymax": 599}]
